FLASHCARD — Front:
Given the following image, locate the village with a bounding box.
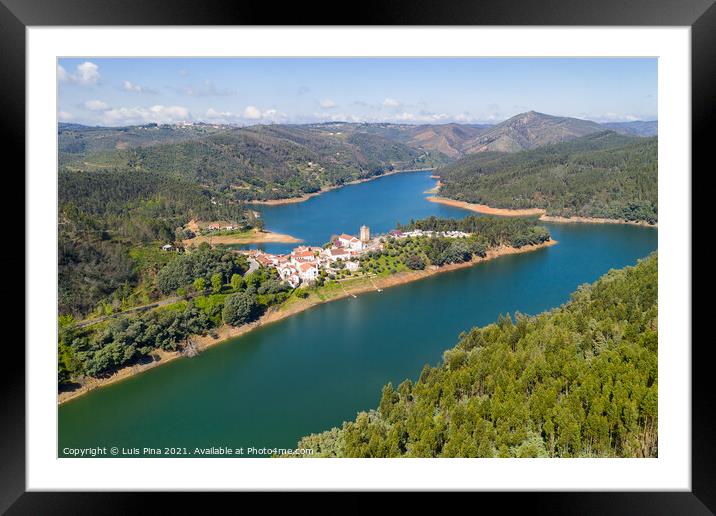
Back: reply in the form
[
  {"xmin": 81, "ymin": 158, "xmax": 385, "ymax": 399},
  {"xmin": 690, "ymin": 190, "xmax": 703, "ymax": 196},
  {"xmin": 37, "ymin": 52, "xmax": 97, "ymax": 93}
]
[{"xmin": 238, "ymin": 225, "xmax": 471, "ymax": 288}]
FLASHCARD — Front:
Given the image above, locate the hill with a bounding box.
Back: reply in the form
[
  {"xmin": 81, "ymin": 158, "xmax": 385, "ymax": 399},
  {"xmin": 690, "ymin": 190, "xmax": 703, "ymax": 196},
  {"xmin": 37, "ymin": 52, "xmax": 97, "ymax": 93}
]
[
  {"xmin": 403, "ymin": 123, "xmax": 490, "ymax": 158},
  {"xmin": 62, "ymin": 124, "xmax": 450, "ymax": 201},
  {"xmin": 436, "ymin": 131, "xmax": 658, "ymax": 223},
  {"xmin": 295, "ymin": 253, "xmax": 658, "ymax": 458},
  {"xmin": 462, "ymin": 111, "xmax": 606, "ymax": 153},
  {"xmin": 58, "ymin": 122, "xmax": 227, "ymax": 167}
]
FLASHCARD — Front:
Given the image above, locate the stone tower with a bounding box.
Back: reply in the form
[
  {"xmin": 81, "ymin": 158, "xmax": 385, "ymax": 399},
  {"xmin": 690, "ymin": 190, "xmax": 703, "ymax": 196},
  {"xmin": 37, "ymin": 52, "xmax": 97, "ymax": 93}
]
[{"xmin": 360, "ymin": 225, "xmax": 370, "ymax": 243}]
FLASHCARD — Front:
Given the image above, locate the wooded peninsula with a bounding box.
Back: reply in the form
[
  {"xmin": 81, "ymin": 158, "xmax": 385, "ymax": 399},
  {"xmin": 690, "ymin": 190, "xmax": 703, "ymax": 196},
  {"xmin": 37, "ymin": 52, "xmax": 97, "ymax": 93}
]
[{"xmin": 59, "ymin": 216, "xmax": 553, "ymax": 402}]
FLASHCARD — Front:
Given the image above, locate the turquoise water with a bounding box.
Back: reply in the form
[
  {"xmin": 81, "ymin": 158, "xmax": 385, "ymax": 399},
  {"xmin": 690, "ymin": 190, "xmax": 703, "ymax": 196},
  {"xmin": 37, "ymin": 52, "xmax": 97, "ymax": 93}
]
[
  {"xmin": 58, "ymin": 172, "xmax": 657, "ymax": 457},
  {"xmin": 241, "ymin": 171, "xmax": 468, "ymax": 254}
]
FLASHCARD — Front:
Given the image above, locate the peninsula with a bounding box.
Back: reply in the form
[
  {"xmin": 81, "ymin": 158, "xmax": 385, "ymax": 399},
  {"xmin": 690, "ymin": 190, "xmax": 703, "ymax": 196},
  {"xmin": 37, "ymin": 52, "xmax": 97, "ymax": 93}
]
[
  {"xmin": 427, "ymin": 196, "xmax": 658, "ymax": 227},
  {"xmin": 58, "ymin": 215, "xmax": 555, "ymax": 404}
]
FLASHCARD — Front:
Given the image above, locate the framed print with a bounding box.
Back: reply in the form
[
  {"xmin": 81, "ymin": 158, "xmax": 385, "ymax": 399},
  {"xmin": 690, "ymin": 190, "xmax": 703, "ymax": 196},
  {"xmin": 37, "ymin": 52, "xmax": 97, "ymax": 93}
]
[{"xmin": 4, "ymin": 0, "xmax": 712, "ymax": 509}]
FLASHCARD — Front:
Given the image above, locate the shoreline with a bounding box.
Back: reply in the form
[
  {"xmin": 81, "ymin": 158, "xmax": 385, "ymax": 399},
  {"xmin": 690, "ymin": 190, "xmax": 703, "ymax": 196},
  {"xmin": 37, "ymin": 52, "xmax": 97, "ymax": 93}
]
[
  {"xmin": 183, "ymin": 228, "xmax": 302, "ymax": 246},
  {"xmin": 427, "ymin": 196, "xmax": 657, "ymax": 227},
  {"xmin": 58, "ymin": 238, "xmax": 556, "ymax": 405},
  {"xmin": 427, "ymin": 196, "xmax": 546, "ymax": 217},
  {"xmin": 538, "ymin": 215, "xmax": 657, "ymax": 228},
  {"xmin": 246, "ymin": 168, "xmax": 434, "ymax": 206}
]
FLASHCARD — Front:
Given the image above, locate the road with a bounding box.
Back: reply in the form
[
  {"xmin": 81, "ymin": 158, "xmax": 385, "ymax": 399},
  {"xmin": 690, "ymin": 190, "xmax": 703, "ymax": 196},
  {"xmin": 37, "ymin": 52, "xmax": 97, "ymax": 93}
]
[{"xmin": 246, "ymin": 257, "xmax": 260, "ymax": 276}]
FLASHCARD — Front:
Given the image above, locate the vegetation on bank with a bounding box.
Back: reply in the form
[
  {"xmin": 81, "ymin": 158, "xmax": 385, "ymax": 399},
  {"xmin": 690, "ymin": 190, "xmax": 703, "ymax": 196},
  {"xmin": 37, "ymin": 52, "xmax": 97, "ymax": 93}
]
[
  {"xmin": 437, "ymin": 132, "xmax": 658, "ymax": 224},
  {"xmin": 58, "ymin": 216, "xmax": 551, "ymax": 390},
  {"xmin": 58, "ymin": 244, "xmax": 290, "ymax": 387},
  {"xmin": 58, "ymin": 169, "xmax": 259, "ymax": 317},
  {"xmin": 295, "ymin": 253, "xmax": 658, "ymax": 458}
]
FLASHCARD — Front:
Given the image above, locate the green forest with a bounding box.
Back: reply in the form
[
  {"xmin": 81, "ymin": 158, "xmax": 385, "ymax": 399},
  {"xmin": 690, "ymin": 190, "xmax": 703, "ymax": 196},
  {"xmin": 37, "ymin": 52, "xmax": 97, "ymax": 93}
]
[
  {"xmin": 59, "ymin": 243, "xmax": 292, "ymax": 387},
  {"xmin": 61, "ymin": 123, "xmax": 449, "ymax": 201},
  {"xmin": 59, "ymin": 169, "xmax": 258, "ymax": 317},
  {"xmin": 295, "ymin": 253, "xmax": 658, "ymax": 458},
  {"xmin": 437, "ymin": 132, "xmax": 658, "ymax": 224}
]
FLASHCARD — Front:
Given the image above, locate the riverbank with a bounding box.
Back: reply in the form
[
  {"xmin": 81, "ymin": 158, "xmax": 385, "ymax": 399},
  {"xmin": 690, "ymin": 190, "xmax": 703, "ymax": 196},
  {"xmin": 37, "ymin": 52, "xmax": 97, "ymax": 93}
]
[
  {"xmin": 58, "ymin": 238, "xmax": 556, "ymax": 405},
  {"xmin": 247, "ymin": 168, "xmax": 434, "ymax": 205},
  {"xmin": 427, "ymin": 196, "xmax": 546, "ymax": 217},
  {"xmin": 539, "ymin": 215, "xmax": 657, "ymax": 228},
  {"xmin": 183, "ymin": 228, "xmax": 302, "ymax": 246},
  {"xmin": 427, "ymin": 196, "xmax": 657, "ymax": 227}
]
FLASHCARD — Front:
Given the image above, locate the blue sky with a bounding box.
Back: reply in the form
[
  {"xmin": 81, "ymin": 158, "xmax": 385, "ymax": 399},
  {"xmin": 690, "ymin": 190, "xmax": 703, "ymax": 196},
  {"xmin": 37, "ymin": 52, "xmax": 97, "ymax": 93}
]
[{"xmin": 57, "ymin": 58, "xmax": 657, "ymax": 126}]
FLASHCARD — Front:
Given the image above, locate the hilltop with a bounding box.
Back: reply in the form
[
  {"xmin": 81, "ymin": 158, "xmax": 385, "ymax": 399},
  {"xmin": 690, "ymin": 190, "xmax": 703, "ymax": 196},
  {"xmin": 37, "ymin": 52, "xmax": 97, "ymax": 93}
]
[
  {"xmin": 461, "ymin": 111, "xmax": 606, "ymax": 153},
  {"xmin": 435, "ymin": 131, "xmax": 658, "ymax": 224}
]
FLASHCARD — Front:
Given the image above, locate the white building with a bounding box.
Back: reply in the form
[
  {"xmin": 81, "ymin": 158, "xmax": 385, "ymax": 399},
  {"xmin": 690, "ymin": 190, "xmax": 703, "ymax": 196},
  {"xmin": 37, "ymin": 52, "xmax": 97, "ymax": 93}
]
[
  {"xmin": 297, "ymin": 262, "xmax": 319, "ymax": 283},
  {"xmin": 337, "ymin": 233, "xmax": 363, "ymax": 251},
  {"xmin": 323, "ymin": 247, "xmax": 351, "ymax": 262}
]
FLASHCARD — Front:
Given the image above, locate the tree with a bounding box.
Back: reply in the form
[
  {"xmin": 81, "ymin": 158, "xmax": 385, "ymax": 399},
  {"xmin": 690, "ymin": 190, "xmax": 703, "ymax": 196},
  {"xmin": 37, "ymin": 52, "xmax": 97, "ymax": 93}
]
[
  {"xmin": 230, "ymin": 273, "xmax": 244, "ymax": 291},
  {"xmin": 211, "ymin": 273, "xmax": 223, "ymax": 294},
  {"xmin": 222, "ymin": 291, "xmax": 258, "ymax": 326},
  {"xmin": 193, "ymin": 277, "xmax": 206, "ymax": 292},
  {"xmin": 405, "ymin": 254, "xmax": 425, "ymax": 270}
]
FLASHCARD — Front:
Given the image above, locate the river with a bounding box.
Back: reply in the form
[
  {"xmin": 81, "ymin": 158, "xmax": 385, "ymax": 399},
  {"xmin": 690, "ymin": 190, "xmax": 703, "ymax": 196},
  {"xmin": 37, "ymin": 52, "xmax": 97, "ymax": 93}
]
[{"xmin": 58, "ymin": 171, "xmax": 657, "ymax": 457}]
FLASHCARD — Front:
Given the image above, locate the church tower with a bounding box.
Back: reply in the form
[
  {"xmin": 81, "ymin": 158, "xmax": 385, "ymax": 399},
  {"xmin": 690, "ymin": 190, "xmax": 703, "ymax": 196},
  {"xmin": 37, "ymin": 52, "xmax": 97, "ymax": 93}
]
[{"xmin": 360, "ymin": 225, "xmax": 370, "ymax": 243}]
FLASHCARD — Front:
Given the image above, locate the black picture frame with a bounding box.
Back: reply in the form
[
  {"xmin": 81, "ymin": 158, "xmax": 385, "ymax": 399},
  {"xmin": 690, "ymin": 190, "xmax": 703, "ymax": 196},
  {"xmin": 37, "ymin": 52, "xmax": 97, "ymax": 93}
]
[{"xmin": 3, "ymin": 0, "xmax": 709, "ymax": 509}]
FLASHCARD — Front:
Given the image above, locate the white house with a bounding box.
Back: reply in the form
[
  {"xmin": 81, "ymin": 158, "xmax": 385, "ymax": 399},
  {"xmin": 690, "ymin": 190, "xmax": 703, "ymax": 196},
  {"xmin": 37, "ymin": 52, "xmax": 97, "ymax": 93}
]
[
  {"xmin": 323, "ymin": 247, "xmax": 351, "ymax": 262},
  {"xmin": 286, "ymin": 274, "xmax": 301, "ymax": 288},
  {"xmin": 345, "ymin": 260, "xmax": 360, "ymax": 272},
  {"xmin": 297, "ymin": 262, "xmax": 319, "ymax": 283},
  {"xmin": 290, "ymin": 250, "xmax": 317, "ymax": 265},
  {"xmin": 337, "ymin": 233, "xmax": 363, "ymax": 251}
]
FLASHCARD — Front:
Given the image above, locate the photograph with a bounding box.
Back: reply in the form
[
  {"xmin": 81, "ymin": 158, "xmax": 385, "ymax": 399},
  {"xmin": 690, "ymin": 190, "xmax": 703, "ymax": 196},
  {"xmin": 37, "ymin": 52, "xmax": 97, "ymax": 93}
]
[{"xmin": 56, "ymin": 56, "xmax": 659, "ymax": 459}]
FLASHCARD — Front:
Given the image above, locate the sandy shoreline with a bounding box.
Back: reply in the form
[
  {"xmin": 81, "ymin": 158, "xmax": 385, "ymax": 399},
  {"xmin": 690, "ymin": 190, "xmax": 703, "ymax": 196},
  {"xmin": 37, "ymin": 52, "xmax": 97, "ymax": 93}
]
[
  {"xmin": 183, "ymin": 229, "xmax": 302, "ymax": 246},
  {"xmin": 246, "ymin": 168, "xmax": 434, "ymax": 205},
  {"xmin": 538, "ymin": 215, "xmax": 657, "ymax": 228},
  {"xmin": 427, "ymin": 196, "xmax": 546, "ymax": 216},
  {"xmin": 427, "ymin": 196, "xmax": 657, "ymax": 227},
  {"xmin": 58, "ymin": 239, "xmax": 556, "ymax": 405}
]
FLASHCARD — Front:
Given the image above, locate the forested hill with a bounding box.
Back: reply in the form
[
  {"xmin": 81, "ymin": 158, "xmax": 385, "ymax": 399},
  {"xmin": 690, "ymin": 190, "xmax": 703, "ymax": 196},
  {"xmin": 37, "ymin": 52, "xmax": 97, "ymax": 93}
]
[
  {"xmin": 59, "ymin": 122, "xmax": 227, "ymax": 167},
  {"xmin": 436, "ymin": 131, "xmax": 658, "ymax": 224},
  {"xmin": 61, "ymin": 124, "xmax": 450, "ymax": 201},
  {"xmin": 58, "ymin": 169, "xmax": 256, "ymax": 316},
  {"xmin": 296, "ymin": 253, "xmax": 658, "ymax": 458}
]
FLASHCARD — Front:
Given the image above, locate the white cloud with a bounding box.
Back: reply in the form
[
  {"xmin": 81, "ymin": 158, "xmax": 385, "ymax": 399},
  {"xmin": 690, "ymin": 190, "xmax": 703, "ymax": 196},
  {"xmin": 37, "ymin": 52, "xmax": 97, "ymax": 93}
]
[
  {"xmin": 382, "ymin": 98, "xmax": 401, "ymax": 108},
  {"xmin": 122, "ymin": 80, "xmax": 156, "ymax": 93},
  {"xmin": 319, "ymin": 99, "xmax": 337, "ymax": 109},
  {"xmin": 101, "ymin": 105, "xmax": 191, "ymax": 125},
  {"xmin": 204, "ymin": 106, "xmax": 287, "ymax": 124},
  {"xmin": 58, "ymin": 111, "xmax": 74, "ymax": 121},
  {"xmin": 76, "ymin": 62, "xmax": 100, "ymax": 85},
  {"xmin": 596, "ymin": 112, "xmax": 641, "ymax": 122},
  {"xmin": 58, "ymin": 61, "xmax": 100, "ymax": 86},
  {"xmin": 84, "ymin": 100, "xmax": 109, "ymax": 111},
  {"xmin": 205, "ymin": 107, "xmax": 234, "ymax": 119},
  {"xmin": 243, "ymin": 106, "xmax": 262, "ymax": 119}
]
